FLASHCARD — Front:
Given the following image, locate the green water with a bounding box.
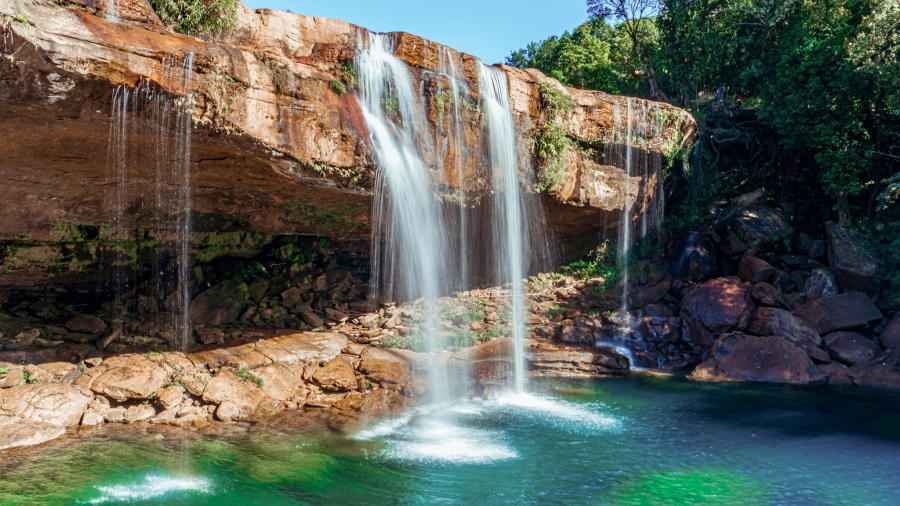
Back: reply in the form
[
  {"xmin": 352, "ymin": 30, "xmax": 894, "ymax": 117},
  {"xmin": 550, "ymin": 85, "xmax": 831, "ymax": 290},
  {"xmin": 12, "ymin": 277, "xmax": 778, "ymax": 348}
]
[{"xmin": 2, "ymin": 376, "xmax": 899, "ymax": 505}]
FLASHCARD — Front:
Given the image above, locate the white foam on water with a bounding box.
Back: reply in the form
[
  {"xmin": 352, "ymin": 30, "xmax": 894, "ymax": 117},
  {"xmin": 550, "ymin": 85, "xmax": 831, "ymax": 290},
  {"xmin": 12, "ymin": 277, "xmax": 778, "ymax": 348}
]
[
  {"xmin": 84, "ymin": 474, "xmax": 210, "ymax": 504},
  {"xmin": 354, "ymin": 405, "xmax": 516, "ymax": 464},
  {"xmin": 488, "ymin": 391, "xmax": 620, "ymax": 431}
]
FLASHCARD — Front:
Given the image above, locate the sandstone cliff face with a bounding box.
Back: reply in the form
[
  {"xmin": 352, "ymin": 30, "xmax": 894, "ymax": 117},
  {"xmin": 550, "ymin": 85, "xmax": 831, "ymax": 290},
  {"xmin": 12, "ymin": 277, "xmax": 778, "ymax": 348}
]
[{"xmin": 0, "ymin": 0, "xmax": 697, "ymax": 286}]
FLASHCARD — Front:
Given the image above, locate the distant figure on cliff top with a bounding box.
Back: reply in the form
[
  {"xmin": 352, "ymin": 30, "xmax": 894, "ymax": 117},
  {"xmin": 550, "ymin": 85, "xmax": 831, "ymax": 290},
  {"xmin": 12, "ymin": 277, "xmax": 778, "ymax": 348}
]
[
  {"xmin": 717, "ymin": 85, "xmax": 724, "ymax": 103},
  {"xmin": 736, "ymin": 93, "xmax": 743, "ymax": 109}
]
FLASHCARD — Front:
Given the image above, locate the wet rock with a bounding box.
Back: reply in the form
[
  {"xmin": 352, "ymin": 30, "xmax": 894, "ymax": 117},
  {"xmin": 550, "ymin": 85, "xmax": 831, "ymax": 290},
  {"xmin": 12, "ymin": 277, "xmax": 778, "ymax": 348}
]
[
  {"xmin": 804, "ymin": 268, "xmax": 839, "ymax": 301},
  {"xmin": 731, "ymin": 205, "xmax": 793, "ymax": 245},
  {"xmin": 818, "ymin": 361, "xmax": 848, "ymax": 377},
  {"xmin": 629, "ymin": 277, "xmax": 672, "ymax": 309},
  {"xmin": 672, "ymin": 230, "xmax": 718, "ymax": 282},
  {"xmin": 90, "ymin": 356, "xmax": 168, "ymax": 402},
  {"xmin": 312, "ymin": 355, "xmax": 357, "ymax": 391},
  {"xmin": 558, "ymin": 319, "xmax": 596, "ymax": 345},
  {"xmin": 738, "ymin": 256, "xmax": 774, "ymax": 283},
  {"xmin": 65, "ymin": 314, "xmax": 107, "ymax": 334},
  {"xmin": 829, "ymin": 350, "xmax": 900, "ymax": 390},
  {"xmin": 529, "ymin": 344, "xmax": 630, "ymax": 377},
  {"xmin": 794, "ymin": 292, "xmax": 883, "ymax": 335},
  {"xmin": 189, "ymin": 280, "xmax": 249, "ymax": 326},
  {"xmin": 747, "ymin": 307, "xmax": 821, "ymax": 349},
  {"xmin": 255, "ymin": 363, "xmax": 305, "ymax": 403},
  {"xmin": 826, "ymin": 221, "xmax": 882, "ymax": 294},
  {"xmin": 681, "ymin": 276, "xmax": 753, "ymax": 333},
  {"xmin": 823, "ymin": 331, "xmax": 880, "ymax": 366},
  {"xmin": 880, "ymin": 313, "xmax": 900, "ymax": 349},
  {"xmin": 3, "ymin": 328, "xmax": 39, "ymax": 350},
  {"xmin": 690, "ymin": 333, "xmax": 824, "ymax": 384},
  {"xmin": 325, "ymin": 308, "xmax": 348, "ymax": 322}
]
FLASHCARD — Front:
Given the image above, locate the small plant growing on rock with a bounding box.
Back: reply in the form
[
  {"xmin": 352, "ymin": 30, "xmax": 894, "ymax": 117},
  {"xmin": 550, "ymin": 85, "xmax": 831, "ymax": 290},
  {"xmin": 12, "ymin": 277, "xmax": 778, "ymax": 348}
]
[
  {"xmin": 234, "ymin": 366, "xmax": 264, "ymax": 388},
  {"xmin": 533, "ymin": 83, "xmax": 574, "ymax": 193},
  {"xmin": 328, "ymin": 79, "xmax": 346, "ymax": 95}
]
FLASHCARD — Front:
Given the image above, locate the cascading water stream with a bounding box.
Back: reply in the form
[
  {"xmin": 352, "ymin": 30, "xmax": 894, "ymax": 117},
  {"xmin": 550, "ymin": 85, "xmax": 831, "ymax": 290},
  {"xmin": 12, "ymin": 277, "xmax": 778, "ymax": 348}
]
[
  {"xmin": 103, "ymin": 52, "xmax": 194, "ymax": 352},
  {"xmin": 440, "ymin": 48, "xmax": 468, "ymax": 291},
  {"xmin": 621, "ymin": 98, "xmax": 633, "ymax": 316},
  {"xmin": 478, "ymin": 63, "xmax": 529, "ymax": 393},
  {"xmin": 357, "ymin": 33, "xmax": 451, "ymax": 404}
]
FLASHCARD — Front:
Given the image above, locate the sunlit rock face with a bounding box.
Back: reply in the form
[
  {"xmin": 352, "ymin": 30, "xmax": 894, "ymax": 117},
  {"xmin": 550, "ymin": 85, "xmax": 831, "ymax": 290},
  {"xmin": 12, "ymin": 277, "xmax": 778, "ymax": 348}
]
[{"xmin": 0, "ymin": 0, "xmax": 696, "ymax": 273}]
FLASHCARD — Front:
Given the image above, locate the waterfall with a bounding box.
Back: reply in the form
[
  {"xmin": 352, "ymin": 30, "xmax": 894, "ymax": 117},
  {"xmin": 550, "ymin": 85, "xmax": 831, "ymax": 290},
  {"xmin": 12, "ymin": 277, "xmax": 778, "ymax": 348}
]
[
  {"xmin": 358, "ymin": 34, "xmax": 451, "ymax": 403},
  {"xmin": 478, "ymin": 63, "xmax": 529, "ymax": 393},
  {"xmin": 439, "ymin": 48, "xmax": 469, "ymax": 292},
  {"xmin": 621, "ymin": 98, "xmax": 633, "ymax": 315},
  {"xmin": 103, "ymin": 53, "xmax": 193, "ymax": 351}
]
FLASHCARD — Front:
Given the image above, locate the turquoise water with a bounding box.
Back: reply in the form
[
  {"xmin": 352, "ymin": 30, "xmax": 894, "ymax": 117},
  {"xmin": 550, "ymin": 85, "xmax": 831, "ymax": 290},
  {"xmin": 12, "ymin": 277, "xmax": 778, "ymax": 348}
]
[{"xmin": 2, "ymin": 376, "xmax": 899, "ymax": 504}]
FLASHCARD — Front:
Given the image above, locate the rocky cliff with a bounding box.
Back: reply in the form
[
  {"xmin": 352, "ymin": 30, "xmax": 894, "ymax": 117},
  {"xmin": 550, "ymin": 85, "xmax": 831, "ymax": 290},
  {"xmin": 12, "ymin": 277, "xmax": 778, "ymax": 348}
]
[{"xmin": 0, "ymin": 0, "xmax": 697, "ymax": 286}]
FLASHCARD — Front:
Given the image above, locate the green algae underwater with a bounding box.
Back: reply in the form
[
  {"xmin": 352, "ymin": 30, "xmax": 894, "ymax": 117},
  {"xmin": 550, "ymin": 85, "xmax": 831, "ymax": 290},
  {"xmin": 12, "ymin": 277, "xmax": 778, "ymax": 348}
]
[{"xmin": 2, "ymin": 376, "xmax": 899, "ymax": 505}]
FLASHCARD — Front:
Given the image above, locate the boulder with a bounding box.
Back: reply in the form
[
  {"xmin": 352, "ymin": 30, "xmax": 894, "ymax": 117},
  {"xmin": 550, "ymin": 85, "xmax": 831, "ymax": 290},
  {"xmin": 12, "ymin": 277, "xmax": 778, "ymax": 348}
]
[
  {"xmin": 823, "ymin": 331, "xmax": 880, "ymax": 366},
  {"xmin": 155, "ymin": 384, "xmax": 185, "ymax": 410},
  {"xmin": 65, "ymin": 314, "xmax": 107, "ymax": 334},
  {"xmin": 0, "ymin": 418, "xmax": 66, "ymax": 450},
  {"xmin": 826, "ymin": 221, "xmax": 882, "ymax": 294},
  {"xmin": 747, "ymin": 307, "xmax": 821, "ymax": 349},
  {"xmin": 124, "ymin": 404, "xmax": 156, "ymax": 423},
  {"xmin": 689, "ymin": 333, "xmax": 825, "ymax": 384},
  {"xmin": 628, "ymin": 277, "xmax": 672, "ymax": 309},
  {"xmin": 312, "ymin": 355, "xmax": 358, "ymax": 391},
  {"xmin": 358, "ymin": 348, "xmax": 413, "ymax": 392},
  {"xmin": 90, "ymin": 356, "xmax": 168, "ymax": 402},
  {"xmin": 189, "ymin": 280, "xmax": 249, "ymax": 326},
  {"xmin": 732, "ymin": 205, "xmax": 792, "ymax": 245},
  {"xmin": 681, "ymin": 276, "xmax": 753, "ymax": 333},
  {"xmin": 794, "ymin": 292, "xmax": 883, "ymax": 335},
  {"xmin": 737, "ymin": 256, "xmax": 774, "ymax": 283},
  {"xmin": 3, "ymin": 328, "xmax": 39, "ymax": 350},
  {"xmin": 558, "ymin": 319, "xmax": 597, "ymax": 345},
  {"xmin": 202, "ymin": 369, "xmax": 272, "ymax": 420},
  {"xmin": 750, "ymin": 282, "xmax": 790, "ymax": 309},
  {"xmin": 829, "ymin": 350, "xmax": 900, "ymax": 390},
  {"xmin": 881, "ymin": 312, "xmax": 900, "ymax": 349},
  {"xmin": 0, "ymin": 383, "xmax": 91, "ymax": 426},
  {"xmin": 804, "ymin": 268, "xmax": 838, "ymax": 301}
]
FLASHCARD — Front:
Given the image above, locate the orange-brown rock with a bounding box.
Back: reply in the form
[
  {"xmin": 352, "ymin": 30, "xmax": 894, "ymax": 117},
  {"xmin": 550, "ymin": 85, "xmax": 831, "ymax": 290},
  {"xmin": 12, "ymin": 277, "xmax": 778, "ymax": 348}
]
[
  {"xmin": 0, "ymin": 0, "xmax": 697, "ymax": 289},
  {"xmin": 90, "ymin": 355, "xmax": 169, "ymax": 401}
]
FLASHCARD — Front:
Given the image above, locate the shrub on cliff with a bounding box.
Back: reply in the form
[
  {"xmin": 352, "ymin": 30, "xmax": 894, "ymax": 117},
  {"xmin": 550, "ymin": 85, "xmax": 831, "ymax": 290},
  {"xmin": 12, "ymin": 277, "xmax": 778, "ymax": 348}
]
[{"xmin": 149, "ymin": 0, "xmax": 238, "ymax": 38}]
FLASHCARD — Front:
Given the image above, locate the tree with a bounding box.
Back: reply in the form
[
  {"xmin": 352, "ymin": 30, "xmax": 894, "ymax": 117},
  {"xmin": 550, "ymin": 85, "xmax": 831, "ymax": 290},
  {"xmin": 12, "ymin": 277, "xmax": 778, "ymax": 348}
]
[{"xmin": 587, "ymin": 0, "xmax": 665, "ymax": 99}]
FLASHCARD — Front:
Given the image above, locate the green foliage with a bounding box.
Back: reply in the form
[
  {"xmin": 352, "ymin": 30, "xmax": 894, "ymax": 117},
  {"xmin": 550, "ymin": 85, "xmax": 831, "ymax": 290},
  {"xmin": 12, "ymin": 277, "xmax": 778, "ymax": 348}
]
[
  {"xmin": 434, "ymin": 89, "xmax": 456, "ymax": 119},
  {"xmin": 660, "ymin": 0, "xmax": 898, "ymax": 220},
  {"xmin": 532, "ymin": 84, "xmax": 575, "ymax": 192},
  {"xmin": 0, "ymin": 12, "xmax": 31, "ymax": 25},
  {"xmin": 328, "ymin": 79, "xmax": 346, "ymax": 95},
  {"xmin": 339, "ymin": 61, "xmax": 358, "ymax": 89},
  {"xmin": 0, "ymin": 367, "xmax": 8, "ymax": 375},
  {"xmin": 148, "ymin": 0, "xmax": 237, "ymax": 37},
  {"xmin": 559, "ymin": 239, "xmax": 619, "ymax": 290},
  {"xmin": 234, "ymin": 367, "xmax": 264, "ymax": 388}
]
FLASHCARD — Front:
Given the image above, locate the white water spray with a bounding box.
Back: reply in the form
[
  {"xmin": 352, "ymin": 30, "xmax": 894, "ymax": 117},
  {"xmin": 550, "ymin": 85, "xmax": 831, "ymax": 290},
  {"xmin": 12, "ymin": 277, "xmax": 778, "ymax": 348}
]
[{"xmin": 478, "ymin": 63, "xmax": 529, "ymax": 393}]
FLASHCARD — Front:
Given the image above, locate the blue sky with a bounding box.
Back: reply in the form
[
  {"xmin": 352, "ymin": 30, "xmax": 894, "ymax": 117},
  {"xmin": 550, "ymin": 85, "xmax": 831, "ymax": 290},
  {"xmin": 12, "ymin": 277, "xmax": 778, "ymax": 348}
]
[{"xmin": 243, "ymin": 0, "xmax": 590, "ymax": 64}]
